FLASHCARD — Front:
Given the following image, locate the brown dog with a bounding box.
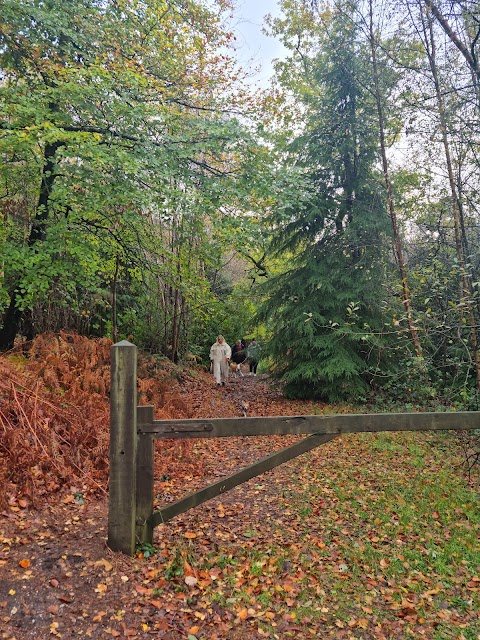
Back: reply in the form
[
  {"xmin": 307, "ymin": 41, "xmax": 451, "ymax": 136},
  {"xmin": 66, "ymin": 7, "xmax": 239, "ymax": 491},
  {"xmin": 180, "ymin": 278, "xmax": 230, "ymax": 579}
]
[{"xmin": 230, "ymin": 361, "xmax": 244, "ymax": 377}]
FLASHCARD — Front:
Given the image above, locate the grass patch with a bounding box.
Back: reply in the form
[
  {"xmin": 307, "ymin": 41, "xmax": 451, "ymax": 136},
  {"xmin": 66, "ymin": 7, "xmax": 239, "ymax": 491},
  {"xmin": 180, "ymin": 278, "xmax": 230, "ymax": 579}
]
[{"xmin": 144, "ymin": 430, "xmax": 479, "ymax": 638}]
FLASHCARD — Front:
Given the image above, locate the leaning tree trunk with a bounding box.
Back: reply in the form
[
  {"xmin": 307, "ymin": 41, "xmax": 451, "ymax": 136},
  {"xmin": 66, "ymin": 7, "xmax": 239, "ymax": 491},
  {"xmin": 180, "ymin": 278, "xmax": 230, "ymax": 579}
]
[
  {"xmin": 423, "ymin": 13, "xmax": 480, "ymax": 390},
  {"xmin": 368, "ymin": 0, "xmax": 424, "ymax": 360},
  {"xmin": 423, "ymin": 0, "xmax": 480, "ymax": 85}
]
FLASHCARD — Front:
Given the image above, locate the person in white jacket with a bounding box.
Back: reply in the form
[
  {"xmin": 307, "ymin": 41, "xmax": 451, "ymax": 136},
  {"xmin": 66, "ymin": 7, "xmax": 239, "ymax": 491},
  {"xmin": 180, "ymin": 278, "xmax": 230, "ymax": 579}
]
[{"xmin": 209, "ymin": 335, "xmax": 231, "ymax": 386}]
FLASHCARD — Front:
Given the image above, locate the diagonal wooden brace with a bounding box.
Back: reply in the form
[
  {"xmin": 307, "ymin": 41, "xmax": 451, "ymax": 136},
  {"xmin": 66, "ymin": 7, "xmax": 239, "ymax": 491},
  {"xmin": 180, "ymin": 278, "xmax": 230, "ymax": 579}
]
[{"xmin": 150, "ymin": 432, "xmax": 338, "ymax": 527}]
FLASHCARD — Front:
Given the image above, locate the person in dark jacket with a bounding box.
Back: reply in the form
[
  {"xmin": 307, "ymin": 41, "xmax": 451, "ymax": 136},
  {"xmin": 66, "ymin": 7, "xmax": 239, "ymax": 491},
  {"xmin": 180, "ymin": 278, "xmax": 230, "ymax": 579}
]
[{"xmin": 231, "ymin": 339, "xmax": 246, "ymax": 376}]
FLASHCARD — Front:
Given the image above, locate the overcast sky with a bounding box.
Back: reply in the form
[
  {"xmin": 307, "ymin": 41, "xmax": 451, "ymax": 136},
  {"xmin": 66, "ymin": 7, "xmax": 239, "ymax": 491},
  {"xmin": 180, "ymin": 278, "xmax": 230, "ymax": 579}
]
[{"xmin": 230, "ymin": 0, "xmax": 288, "ymax": 86}]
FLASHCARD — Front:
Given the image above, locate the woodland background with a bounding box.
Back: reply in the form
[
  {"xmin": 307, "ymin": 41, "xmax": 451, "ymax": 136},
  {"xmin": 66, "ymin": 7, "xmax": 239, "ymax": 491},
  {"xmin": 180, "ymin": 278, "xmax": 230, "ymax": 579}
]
[{"xmin": 1, "ymin": 0, "xmax": 480, "ymax": 407}]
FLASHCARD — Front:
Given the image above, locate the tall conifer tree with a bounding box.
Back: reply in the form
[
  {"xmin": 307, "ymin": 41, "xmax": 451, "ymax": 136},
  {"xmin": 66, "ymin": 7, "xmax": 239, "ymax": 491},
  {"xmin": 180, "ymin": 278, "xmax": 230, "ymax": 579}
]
[{"xmin": 260, "ymin": 0, "xmax": 391, "ymax": 401}]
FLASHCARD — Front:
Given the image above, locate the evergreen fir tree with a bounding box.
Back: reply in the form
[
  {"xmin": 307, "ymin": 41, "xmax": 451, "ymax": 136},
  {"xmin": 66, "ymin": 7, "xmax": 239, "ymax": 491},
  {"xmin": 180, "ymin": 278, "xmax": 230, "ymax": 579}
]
[{"xmin": 260, "ymin": 1, "xmax": 391, "ymax": 402}]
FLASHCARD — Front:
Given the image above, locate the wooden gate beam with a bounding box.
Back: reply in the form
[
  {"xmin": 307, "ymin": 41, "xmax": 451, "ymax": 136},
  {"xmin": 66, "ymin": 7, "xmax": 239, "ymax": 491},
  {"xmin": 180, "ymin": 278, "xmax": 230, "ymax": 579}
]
[
  {"xmin": 107, "ymin": 338, "xmax": 480, "ymax": 556},
  {"xmin": 151, "ymin": 433, "xmax": 339, "ymax": 527},
  {"xmin": 139, "ymin": 411, "xmax": 480, "ymax": 439}
]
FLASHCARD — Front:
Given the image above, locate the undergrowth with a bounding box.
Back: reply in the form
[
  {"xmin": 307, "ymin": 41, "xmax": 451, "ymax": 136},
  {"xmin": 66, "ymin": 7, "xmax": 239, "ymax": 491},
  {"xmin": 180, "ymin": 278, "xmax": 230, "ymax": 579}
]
[{"xmin": 0, "ymin": 332, "xmax": 200, "ymax": 508}]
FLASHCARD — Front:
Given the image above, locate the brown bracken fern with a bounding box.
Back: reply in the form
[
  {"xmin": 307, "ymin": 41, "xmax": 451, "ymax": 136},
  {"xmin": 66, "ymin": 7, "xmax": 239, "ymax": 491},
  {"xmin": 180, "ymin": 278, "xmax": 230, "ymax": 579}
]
[{"xmin": 0, "ymin": 332, "xmax": 199, "ymax": 508}]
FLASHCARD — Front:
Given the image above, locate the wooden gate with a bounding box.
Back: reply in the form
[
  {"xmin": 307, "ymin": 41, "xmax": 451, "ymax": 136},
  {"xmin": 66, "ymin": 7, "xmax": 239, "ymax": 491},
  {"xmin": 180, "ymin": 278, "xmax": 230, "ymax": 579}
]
[{"xmin": 107, "ymin": 341, "xmax": 480, "ymax": 555}]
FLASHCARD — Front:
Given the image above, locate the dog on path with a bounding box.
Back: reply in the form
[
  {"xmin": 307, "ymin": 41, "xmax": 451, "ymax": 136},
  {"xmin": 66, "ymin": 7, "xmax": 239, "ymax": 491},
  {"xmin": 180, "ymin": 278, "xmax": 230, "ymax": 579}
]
[
  {"xmin": 230, "ymin": 360, "xmax": 246, "ymax": 377},
  {"xmin": 240, "ymin": 401, "xmax": 250, "ymax": 417}
]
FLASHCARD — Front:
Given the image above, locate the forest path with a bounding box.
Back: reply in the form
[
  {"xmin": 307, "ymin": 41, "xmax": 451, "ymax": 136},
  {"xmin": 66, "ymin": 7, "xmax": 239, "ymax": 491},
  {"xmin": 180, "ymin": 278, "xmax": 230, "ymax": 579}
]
[
  {"xmin": 0, "ymin": 362, "xmax": 334, "ymax": 640},
  {"xmin": 159, "ymin": 366, "xmax": 327, "ymax": 504},
  {"xmin": 177, "ymin": 363, "xmax": 319, "ymax": 422}
]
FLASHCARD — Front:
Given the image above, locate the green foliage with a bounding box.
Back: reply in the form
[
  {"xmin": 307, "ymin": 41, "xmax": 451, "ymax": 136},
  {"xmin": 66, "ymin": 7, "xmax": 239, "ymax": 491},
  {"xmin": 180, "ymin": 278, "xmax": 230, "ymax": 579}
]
[
  {"xmin": 0, "ymin": 0, "xmax": 272, "ymax": 352},
  {"xmin": 136, "ymin": 542, "xmax": 157, "ymax": 559},
  {"xmin": 188, "ymin": 275, "xmax": 257, "ymax": 362}
]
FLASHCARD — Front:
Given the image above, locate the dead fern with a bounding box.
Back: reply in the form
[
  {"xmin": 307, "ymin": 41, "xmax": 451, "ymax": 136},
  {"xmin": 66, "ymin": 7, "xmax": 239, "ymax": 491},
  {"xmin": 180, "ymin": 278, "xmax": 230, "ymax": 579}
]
[{"xmin": 0, "ymin": 332, "xmax": 202, "ymax": 508}]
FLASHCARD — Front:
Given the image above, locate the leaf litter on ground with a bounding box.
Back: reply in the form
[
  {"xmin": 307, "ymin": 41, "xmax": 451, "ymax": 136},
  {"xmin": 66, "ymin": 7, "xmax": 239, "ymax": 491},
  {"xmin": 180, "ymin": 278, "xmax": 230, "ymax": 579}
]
[{"xmin": 0, "ymin": 334, "xmax": 479, "ymax": 639}]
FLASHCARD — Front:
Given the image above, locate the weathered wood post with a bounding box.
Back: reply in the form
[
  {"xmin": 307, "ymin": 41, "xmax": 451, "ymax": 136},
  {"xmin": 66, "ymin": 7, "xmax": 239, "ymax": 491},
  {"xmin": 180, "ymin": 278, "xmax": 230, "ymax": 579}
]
[
  {"xmin": 135, "ymin": 405, "xmax": 155, "ymax": 546},
  {"xmin": 108, "ymin": 340, "xmax": 138, "ymax": 555}
]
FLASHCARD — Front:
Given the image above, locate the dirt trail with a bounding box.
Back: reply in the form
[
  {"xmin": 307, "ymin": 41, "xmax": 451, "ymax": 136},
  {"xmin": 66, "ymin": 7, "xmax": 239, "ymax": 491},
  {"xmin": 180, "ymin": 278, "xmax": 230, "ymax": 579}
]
[
  {"xmin": 178, "ymin": 364, "xmax": 311, "ymax": 421},
  {"xmin": 155, "ymin": 368, "xmax": 310, "ymax": 503}
]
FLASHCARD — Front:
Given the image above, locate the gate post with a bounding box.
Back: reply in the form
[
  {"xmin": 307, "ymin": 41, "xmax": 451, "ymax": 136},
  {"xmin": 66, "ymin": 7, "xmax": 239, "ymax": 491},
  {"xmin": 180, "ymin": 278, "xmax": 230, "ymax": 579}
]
[
  {"xmin": 108, "ymin": 340, "xmax": 138, "ymax": 555},
  {"xmin": 136, "ymin": 405, "xmax": 155, "ymax": 546}
]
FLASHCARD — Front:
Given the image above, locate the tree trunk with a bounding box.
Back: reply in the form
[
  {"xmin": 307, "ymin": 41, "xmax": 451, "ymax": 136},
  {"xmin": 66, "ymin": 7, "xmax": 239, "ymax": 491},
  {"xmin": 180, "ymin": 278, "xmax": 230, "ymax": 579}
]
[
  {"xmin": 368, "ymin": 0, "xmax": 424, "ymax": 360},
  {"xmin": 422, "ymin": 0, "xmax": 480, "ymax": 85},
  {"xmin": 112, "ymin": 254, "xmax": 120, "ymax": 342},
  {"xmin": 423, "ymin": 13, "xmax": 480, "ymax": 390},
  {"xmin": 0, "ymin": 141, "xmax": 61, "ymax": 350},
  {"xmin": 170, "ymin": 287, "xmax": 180, "ymax": 363}
]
